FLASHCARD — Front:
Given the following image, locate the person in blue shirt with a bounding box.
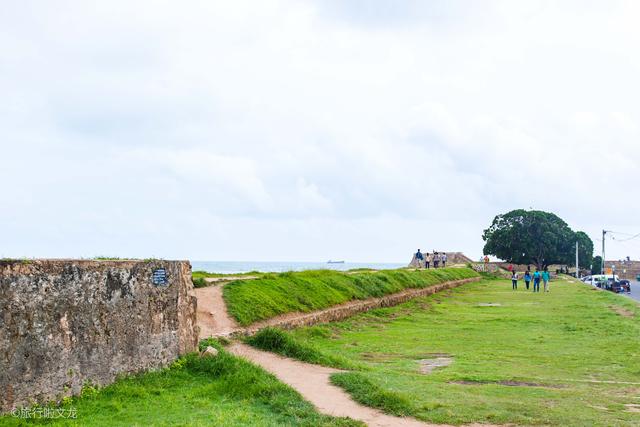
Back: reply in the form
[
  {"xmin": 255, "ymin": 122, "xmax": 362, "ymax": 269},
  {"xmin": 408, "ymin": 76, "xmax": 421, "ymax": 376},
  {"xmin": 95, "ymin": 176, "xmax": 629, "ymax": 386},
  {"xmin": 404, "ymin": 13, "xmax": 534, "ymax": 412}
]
[
  {"xmin": 533, "ymin": 269, "xmax": 541, "ymax": 292},
  {"xmin": 524, "ymin": 271, "xmax": 532, "ymax": 290},
  {"xmin": 542, "ymin": 269, "xmax": 551, "ymax": 292},
  {"xmin": 415, "ymin": 249, "xmax": 424, "ymax": 268}
]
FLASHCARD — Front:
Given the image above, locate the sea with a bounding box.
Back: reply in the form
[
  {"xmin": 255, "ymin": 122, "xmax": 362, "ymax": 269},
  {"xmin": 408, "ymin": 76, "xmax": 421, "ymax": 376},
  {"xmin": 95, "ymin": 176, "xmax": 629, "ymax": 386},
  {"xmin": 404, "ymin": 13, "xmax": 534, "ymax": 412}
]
[{"xmin": 190, "ymin": 261, "xmax": 406, "ymax": 274}]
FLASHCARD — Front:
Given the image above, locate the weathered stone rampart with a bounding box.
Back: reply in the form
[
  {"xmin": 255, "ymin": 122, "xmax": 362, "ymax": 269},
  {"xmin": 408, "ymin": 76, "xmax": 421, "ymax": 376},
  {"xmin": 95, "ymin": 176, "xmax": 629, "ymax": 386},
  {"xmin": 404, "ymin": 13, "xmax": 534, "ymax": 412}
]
[
  {"xmin": 0, "ymin": 259, "xmax": 198, "ymax": 413},
  {"xmin": 607, "ymin": 260, "xmax": 640, "ymax": 280}
]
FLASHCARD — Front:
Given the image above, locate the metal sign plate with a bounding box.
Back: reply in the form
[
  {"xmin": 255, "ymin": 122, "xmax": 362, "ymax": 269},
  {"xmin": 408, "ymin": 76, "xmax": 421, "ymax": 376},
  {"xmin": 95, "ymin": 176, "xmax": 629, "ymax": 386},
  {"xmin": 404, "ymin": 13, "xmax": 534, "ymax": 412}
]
[{"xmin": 152, "ymin": 268, "xmax": 168, "ymax": 286}]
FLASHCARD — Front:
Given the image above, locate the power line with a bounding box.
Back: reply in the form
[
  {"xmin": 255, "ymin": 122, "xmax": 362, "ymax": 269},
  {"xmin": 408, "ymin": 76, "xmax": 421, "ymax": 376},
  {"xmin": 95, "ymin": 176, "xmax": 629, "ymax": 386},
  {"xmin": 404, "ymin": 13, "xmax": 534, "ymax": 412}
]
[
  {"xmin": 611, "ymin": 232, "xmax": 640, "ymax": 242},
  {"xmin": 608, "ymin": 230, "xmax": 636, "ymax": 237}
]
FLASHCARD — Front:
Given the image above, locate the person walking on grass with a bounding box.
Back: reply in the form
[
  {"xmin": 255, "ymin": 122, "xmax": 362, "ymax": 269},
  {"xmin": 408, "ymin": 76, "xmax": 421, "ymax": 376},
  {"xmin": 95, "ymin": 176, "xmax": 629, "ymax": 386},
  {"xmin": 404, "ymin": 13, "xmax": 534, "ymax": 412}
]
[
  {"xmin": 533, "ymin": 269, "xmax": 541, "ymax": 292},
  {"xmin": 433, "ymin": 252, "xmax": 440, "ymax": 269},
  {"xmin": 524, "ymin": 270, "xmax": 532, "ymax": 290},
  {"xmin": 542, "ymin": 269, "xmax": 551, "ymax": 292},
  {"xmin": 441, "ymin": 252, "xmax": 447, "ymax": 267},
  {"xmin": 511, "ymin": 271, "xmax": 519, "ymax": 290},
  {"xmin": 425, "ymin": 252, "xmax": 431, "ymax": 269},
  {"xmin": 415, "ymin": 249, "xmax": 424, "ymax": 268}
]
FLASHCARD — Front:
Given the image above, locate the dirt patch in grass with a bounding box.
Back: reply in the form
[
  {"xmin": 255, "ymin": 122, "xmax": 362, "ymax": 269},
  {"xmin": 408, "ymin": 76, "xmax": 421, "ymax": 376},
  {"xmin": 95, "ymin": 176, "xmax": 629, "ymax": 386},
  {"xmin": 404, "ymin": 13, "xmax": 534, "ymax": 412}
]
[
  {"xmin": 476, "ymin": 303, "xmax": 502, "ymax": 307},
  {"xmin": 624, "ymin": 404, "xmax": 640, "ymax": 413},
  {"xmin": 417, "ymin": 352, "xmax": 450, "ymax": 358},
  {"xmin": 451, "ymin": 379, "xmax": 565, "ymax": 388},
  {"xmin": 610, "ymin": 306, "xmax": 635, "ymax": 318},
  {"xmin": 418, "ymin": 356, "xmax": 453, "ymax": 374},
  {"xmin": 360, "ymin": 352, "xmax": 396, "ymax": 362}
]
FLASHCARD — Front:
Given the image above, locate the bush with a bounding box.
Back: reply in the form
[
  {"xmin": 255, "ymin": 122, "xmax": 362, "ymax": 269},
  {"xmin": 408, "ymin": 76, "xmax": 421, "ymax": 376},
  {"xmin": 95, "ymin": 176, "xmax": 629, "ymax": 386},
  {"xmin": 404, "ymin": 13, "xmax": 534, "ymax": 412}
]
[{"xmin": 192, "ymin": 277, "xmax": 207, "ymax": 288}]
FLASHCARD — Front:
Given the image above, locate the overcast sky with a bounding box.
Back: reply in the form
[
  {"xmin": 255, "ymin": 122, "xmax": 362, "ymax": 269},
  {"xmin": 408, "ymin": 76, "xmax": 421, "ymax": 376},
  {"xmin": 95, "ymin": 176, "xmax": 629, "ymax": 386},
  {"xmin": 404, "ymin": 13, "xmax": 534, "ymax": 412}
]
[{"xmin": 2, "ymin": 0, "xmax": 640, "ymax": 262}]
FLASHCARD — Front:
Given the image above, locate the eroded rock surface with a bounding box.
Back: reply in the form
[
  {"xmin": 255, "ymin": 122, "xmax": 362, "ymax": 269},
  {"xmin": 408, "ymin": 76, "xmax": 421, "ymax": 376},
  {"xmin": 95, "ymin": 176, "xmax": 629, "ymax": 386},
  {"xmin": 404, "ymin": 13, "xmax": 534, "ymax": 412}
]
[{"xmin": 0, "ymin": 259, "xmax": 198, "ymax": 412}]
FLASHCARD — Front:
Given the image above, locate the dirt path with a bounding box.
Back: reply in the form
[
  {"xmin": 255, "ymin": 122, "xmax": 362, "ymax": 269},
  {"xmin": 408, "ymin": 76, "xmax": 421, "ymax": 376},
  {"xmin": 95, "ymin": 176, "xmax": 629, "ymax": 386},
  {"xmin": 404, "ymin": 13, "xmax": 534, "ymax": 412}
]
[
  {"xmin": 227, "ymin": 342, "xmax": 444, "ymax": 427},
  {"xmin": 194, "ymin": 285, "xmax": 239, "ymax": 338}
]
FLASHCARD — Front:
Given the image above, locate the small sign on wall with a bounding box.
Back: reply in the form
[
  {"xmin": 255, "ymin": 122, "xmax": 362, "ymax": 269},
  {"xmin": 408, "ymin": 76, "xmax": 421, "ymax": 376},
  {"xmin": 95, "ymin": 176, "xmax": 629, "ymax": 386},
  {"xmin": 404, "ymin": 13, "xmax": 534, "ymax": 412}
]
[{"xmin": 152, "ymin": 268, "xmax": 168, "ymax": 286}]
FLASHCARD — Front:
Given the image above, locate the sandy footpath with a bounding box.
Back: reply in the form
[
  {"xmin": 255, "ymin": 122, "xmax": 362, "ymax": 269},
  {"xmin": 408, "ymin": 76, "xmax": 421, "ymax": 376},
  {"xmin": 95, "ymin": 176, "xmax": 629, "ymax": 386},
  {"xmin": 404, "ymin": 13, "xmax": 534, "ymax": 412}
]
[
  {"xmin": 228, "ymin": 342, "xmax": 444, "ymax": 427},
  {"xmin": 194, "ymin": 285, "xmax": 239, "ymax": 338}
]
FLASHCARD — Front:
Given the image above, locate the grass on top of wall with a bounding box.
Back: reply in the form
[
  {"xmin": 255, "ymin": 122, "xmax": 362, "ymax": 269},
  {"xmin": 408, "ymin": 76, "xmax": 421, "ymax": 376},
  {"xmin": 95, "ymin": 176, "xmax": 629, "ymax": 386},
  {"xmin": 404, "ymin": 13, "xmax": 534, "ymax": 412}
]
[{"xmin": 223, "ymin": 267, "xmax": 479, "ymax": 326}]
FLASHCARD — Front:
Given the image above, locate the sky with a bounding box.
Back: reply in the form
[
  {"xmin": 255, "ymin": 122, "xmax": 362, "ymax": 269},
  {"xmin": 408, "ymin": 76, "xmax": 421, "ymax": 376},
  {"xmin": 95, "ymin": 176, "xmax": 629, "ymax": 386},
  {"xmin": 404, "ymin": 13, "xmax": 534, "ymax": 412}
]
[{"xmin": 2, "ymin": 0, "xmax": 640, "ymax": 263}]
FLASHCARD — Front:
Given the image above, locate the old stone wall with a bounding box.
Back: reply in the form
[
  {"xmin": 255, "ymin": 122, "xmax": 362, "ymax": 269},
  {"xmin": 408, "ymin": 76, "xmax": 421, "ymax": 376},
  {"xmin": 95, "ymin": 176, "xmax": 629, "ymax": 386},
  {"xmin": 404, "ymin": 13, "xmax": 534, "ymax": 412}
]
[
  {"xmin": 607, "ymin": 260, "xmax": 640, "ymax": 280},
  {"xmin": 0, "ymin": 259, "xmax": 198, "ymax": 413}
]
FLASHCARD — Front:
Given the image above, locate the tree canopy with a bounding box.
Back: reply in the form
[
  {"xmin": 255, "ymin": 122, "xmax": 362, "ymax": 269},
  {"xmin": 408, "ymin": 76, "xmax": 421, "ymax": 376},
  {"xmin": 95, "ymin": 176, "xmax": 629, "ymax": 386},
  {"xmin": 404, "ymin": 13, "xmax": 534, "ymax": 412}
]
[
  {"xmin": 575, "ymin": 231, "xmax": 594, "ymax": 269},
  {"xmin": 482, "ymin": 209, "xmax": 593, "ymax": 269},
  {"xmin": 591, "ymin": 256, "xmax": 603, "ymax": 274}
]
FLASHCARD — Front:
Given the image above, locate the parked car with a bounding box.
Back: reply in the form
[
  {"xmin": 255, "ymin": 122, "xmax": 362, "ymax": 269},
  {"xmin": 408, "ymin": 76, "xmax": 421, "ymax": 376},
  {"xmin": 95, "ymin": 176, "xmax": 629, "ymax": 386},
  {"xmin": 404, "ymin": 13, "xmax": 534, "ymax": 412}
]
[
  {"xmin": 618, "ymin": 279, "xmax": 631, "ymax": 293},
  {"xmin": 586, "ymin": 274, "xmax": 619, "ymax": 287},
  {"xmin": 603, "ymin": 279, "xmax": 630, "ymax": 293}
]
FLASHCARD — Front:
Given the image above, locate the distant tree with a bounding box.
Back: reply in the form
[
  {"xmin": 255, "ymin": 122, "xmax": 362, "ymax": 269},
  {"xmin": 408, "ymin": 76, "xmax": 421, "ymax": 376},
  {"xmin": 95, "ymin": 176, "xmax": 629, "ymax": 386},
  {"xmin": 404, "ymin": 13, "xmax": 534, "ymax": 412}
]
[
  {"xmin": 591, "ymin": 256, "xmax": 603, "ymax": 274},
  {"xmin": 482, "ymin": 209, "xmax": 578, "ymax": 270},
  {"xmin": 575, "ymin": 231, "xmax": 594, "ymax": 269}
]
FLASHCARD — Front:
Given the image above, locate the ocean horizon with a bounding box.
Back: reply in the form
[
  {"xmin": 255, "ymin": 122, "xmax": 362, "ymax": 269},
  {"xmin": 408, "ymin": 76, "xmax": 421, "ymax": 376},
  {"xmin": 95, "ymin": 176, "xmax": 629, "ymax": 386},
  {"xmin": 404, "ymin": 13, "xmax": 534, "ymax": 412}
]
[{"xmin": 190, "ymin": 260, "xmax": 406, "ymax": 274}]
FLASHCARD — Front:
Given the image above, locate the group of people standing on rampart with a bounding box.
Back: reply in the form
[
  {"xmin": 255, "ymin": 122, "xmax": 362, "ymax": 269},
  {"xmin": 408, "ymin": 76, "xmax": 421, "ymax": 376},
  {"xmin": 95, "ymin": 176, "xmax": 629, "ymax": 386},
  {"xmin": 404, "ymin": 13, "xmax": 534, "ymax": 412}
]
[{"xmin": 414, "ymin": 249, "xmax": 447, "ymax": 269}]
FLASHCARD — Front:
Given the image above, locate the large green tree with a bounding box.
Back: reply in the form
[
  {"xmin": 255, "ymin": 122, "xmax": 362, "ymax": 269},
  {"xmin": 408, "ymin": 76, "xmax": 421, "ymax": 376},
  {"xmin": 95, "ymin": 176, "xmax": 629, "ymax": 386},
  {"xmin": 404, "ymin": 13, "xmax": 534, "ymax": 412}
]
[
  {"xmin": 575, "ymin": 231, "xmax": 594, "ymax": 269},
  {"xmin": 592, "ymin": 255, "xmax": 603, "ymax": 274},
  {"xmin": 482, "ymin": 209, "xmax": 592, "ymax": 270}
]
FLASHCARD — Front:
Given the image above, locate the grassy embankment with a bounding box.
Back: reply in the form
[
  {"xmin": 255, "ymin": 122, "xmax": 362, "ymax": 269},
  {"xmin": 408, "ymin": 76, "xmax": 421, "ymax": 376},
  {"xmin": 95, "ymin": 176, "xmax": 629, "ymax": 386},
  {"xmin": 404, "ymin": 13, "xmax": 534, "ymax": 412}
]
[
  {"xmin": 0, "ymin": 340, "xmax": 361, "ymax": 427},
  {"xmin": 273, "ymin": 276, "xmax": 640, "ymax": 426},
  {"xmin": 191, "ymin": 270, "xmax": 262, "ymax": 288},
  {"xmin": 223, "ymin": 267, "xmax": 479, "ymax": 326}
]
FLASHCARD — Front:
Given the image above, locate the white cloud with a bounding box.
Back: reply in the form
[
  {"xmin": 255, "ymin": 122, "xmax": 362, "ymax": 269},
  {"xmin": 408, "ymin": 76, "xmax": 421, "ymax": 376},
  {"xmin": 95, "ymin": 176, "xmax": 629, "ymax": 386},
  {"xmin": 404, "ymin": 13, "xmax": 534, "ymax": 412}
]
[{"xmin": 1, "ymin": 0, "xmax": 640, "ymax": 261}]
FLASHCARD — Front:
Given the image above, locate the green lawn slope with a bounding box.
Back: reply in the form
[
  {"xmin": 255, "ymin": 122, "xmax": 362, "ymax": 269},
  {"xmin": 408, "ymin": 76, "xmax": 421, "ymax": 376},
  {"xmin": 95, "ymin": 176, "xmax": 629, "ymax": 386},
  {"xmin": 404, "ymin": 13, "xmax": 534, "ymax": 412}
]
[{"xmin": 223, "ymin": 267, "xmax": 479, "ymax": 326}]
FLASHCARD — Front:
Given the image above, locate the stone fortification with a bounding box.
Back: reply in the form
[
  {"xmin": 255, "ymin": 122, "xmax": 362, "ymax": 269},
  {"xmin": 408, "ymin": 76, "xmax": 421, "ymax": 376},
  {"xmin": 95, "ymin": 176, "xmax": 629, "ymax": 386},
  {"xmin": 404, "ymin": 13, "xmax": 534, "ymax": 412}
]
[
  {"xmin": 606, "ymin": 260, "xmax": 640, "ymax": 280},
  {"xmin": 0, "ymin": 259, "xmax": 198, "ymax": 413}
]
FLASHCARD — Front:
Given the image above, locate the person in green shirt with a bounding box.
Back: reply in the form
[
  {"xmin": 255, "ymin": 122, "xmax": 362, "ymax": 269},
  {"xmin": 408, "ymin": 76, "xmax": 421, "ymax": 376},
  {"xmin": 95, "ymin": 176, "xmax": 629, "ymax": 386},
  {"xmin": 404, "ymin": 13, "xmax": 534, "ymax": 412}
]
[
  {"xmin": 542, "ymin": 269, "xmax": 551, "ymax": 292},
  {"xmin": 533, "ymin": 269, "xmax": 541, "ymax": 292}
]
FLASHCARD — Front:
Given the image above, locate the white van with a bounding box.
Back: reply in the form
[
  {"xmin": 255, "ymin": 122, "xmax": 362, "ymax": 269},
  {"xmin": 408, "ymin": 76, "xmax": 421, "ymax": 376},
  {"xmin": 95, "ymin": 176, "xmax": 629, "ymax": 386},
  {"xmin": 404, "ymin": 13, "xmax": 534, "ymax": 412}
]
[{"xmin": 586, "ymin": 274, "xmax": 619, "ymax": 287}]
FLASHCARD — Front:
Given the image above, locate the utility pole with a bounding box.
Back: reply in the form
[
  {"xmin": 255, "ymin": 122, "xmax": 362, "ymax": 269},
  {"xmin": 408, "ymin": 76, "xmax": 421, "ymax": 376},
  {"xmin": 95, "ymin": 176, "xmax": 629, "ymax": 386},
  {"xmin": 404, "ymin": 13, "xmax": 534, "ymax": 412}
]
[
  {"xmin": 576, "ymin": 241, "xmax": 579, "ymax": 278},
  {"xmin": 602, "ymin": 230, "xmax": 606, "ymax": 274}
]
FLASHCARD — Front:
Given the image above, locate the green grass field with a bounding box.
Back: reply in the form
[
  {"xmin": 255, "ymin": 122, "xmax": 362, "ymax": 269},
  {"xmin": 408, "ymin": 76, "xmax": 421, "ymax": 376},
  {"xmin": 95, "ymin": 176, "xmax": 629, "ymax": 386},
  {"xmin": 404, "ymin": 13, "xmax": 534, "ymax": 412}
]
[
  {"xmin": 223, "ymin": 267, "xmax": 479, "ymax": 326},
  {"xmin": 283, "ymin": 276, "xmax": 640, "ymax": 426},
  {"xmin": 1, "ymin": 340, "xmax": 360, "ymax": 427}
]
